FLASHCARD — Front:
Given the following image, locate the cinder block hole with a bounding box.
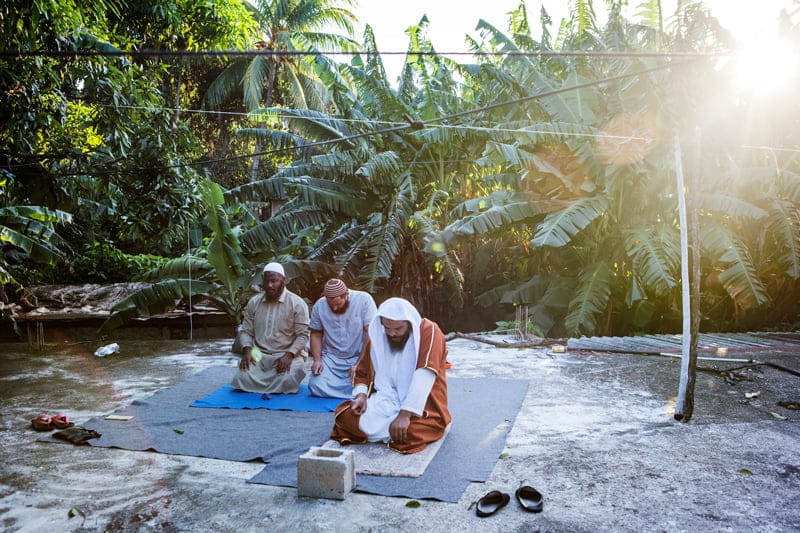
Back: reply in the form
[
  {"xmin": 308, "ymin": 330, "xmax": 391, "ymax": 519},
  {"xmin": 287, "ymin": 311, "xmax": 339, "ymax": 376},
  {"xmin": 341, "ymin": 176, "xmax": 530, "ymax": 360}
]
[{"xmin": 313, "ymin": 449, "xmax": 345, "ymax": 458}]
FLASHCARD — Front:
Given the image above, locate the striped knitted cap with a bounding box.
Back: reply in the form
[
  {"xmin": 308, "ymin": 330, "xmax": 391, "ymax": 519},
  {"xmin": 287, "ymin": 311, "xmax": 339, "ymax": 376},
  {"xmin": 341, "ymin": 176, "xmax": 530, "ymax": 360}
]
[{"xmin": 323, "ymin": 278, "xmax": 348, "ymax": 298}]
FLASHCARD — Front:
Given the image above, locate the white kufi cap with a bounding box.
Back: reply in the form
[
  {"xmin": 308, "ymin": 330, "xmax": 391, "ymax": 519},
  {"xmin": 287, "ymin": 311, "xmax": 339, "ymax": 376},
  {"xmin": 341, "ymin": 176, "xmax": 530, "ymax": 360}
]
[{"xmin": 263, "ymin": 262, "xmax": 285, "ymax": 276}]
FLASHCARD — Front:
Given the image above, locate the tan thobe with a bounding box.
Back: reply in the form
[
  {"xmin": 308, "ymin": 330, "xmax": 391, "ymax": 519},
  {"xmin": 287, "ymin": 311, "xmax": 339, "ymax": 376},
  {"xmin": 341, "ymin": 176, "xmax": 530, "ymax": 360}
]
[{"xmin": 231, "ymin": 289, "xmax": 310, "ymax": 393}]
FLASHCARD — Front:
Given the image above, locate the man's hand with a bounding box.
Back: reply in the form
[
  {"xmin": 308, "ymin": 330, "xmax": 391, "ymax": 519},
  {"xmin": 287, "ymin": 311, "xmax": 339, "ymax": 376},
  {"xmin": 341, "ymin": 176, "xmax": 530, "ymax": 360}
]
[
  {"xmin": 389, "ymin": 410, "xmax": 412, "ymax": 444},
  {"xmin": 273, "ymin": 352, "xmax": 294, "ymax": 374},
  {"xmin": 311, "ymin": 359, "xmax": 323, "ymax": 376},
  {"xmin": 239, "ymin": 348, "xmax": 255, "ymax": 371},
  {"xmin": 350, "ymin": 393, "xmax": 367, "ymax": 415}
]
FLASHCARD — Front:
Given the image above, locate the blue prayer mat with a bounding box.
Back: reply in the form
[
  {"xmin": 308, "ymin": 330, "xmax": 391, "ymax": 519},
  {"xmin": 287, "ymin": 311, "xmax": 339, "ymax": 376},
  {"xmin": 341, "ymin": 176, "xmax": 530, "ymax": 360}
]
[{"xmin": 191, "ymin": 383, "xmax": 343, "ymax": 412}]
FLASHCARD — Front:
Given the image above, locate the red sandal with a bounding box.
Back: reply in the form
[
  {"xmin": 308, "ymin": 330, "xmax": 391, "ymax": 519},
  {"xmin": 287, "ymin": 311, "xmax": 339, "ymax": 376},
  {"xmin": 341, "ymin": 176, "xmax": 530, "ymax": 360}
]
[
  {"xmin": 52, "ymin": 413, "xmax": 74, "ymax": 429},
  {"xmin": 31, "ymin": 414, "xmax": 54, "ymax": 431}
]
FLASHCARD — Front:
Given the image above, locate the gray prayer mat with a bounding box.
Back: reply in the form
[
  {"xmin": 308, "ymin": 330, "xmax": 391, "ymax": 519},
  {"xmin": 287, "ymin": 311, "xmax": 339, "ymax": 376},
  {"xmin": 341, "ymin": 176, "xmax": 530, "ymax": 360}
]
[{"xmin": 40, "ymin": 365, "xmax": 529, "ymax": 502}]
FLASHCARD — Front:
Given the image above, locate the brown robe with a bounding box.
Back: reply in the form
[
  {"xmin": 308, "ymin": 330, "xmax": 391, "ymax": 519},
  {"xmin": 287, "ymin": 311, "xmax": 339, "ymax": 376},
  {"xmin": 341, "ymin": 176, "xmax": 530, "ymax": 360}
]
[{"xmin": 330, "ymin": 318, "xmax": 451, "ymax": 454}]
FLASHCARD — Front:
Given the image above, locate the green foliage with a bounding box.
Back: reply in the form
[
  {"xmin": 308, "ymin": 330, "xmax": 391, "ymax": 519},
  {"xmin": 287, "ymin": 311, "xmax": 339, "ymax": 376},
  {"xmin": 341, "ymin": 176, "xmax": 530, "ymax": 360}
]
[
  {"xmin": 4, "ymin": 0, "xmax": 800, "ymax": 339},
  {"xmin": 69, "ymin": 243, "xmax": 169, "ymax": 283},
  {"xmin": 0, "ymin": 181, "xmax": 72, "ymax": 289},
  {"xmin": 99, "ymin": 278, "xmax": 218, "ymax": 334}
]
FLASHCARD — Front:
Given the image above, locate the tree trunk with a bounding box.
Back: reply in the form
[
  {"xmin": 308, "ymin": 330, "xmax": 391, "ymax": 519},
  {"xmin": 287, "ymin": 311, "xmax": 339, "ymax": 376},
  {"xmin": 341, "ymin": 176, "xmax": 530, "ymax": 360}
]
[{"xmin": 249, "ymin": 63, "xmax": 278, "ymax": 185}]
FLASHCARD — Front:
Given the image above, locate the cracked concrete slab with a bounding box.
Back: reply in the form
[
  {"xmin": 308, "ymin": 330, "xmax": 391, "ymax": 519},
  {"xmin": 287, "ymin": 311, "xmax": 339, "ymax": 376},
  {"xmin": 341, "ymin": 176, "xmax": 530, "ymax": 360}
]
[{"xmin": 1, "ymin": 336, "xmax": 798, "ymax": 532}]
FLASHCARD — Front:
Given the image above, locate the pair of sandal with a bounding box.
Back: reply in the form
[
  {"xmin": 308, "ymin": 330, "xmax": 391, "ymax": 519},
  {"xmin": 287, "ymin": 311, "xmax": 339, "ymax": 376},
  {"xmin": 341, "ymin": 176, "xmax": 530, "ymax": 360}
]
[
  {"xmin": 476, "ymin": 485, "xmax": 544, "ymax": 517},
  {"xmin": 31, "ymin": 413, "xmax": 74, "ymax": 431}
]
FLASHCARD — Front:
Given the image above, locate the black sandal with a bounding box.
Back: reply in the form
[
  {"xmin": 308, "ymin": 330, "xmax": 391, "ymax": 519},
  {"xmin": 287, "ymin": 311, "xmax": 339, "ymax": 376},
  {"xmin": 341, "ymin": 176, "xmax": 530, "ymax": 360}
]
[
  {"xmin": 515, "ymin": 485, "xmax": 544, "ymax": 513},
  {"xmin": 476, "ymin": 490, "xmax": 510, "ymax": 517}
]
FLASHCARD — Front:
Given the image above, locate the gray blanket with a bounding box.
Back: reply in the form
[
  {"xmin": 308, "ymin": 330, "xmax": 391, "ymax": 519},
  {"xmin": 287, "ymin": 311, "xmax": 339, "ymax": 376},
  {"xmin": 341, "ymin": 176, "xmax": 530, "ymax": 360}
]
[{"xmin": 42, "ymin": 365, "xmax": 529, "ymax": 502}]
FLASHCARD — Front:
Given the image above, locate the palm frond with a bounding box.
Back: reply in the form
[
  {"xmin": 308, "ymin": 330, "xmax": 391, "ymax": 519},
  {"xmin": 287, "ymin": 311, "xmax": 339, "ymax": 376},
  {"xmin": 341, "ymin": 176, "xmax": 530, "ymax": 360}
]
[
  {"xmin": 355, "ymin": 151, "xmax": 401, "ymax": 180},
  {"xmin": 411, "ymin": 212, "xmax": 464, "ymax": 308},
  {"xmin": 300, "ymin": 31, "xmax": 360, "ymax": 53},
  {"xmin": 311, "ymin": 222, "xmax": 372, "ymax": 273},
  {"xmin": 204, "ymin": 57, "xmax": 250, "ymax": 109},
  {"xmin": 224, "ymin": 176, "xmax": 287, "ymax": 204},
  {"xmin": 573, "ymin": 0, "xmax": 598, "ymax": 35},
  {"xmin": 0, "ymin": 226, "xmax": 61, "ymax": 264},
  {"xmin": 359, "ymin": 191, "xmax": 413, "ymax": 290},
  {"xmin": 311, "ymin": 151, "xmax": 361, "ymax": 175},
  {"xmin": 201, "ymin": 181, "xmax": 246, "ymax": 296},
  {"xmin": 445, "ymin": 190, "xmax": 549, "ymax": 236},
  {"xmin": 284, "ymin": 176, "xmax": 369, "ymax": 215},
  {"xmin": 623, "ymin": 225, "xmax": 680, "ymax": 294},
  {"xmin": 765, "ymin": 200, "xmax": 800, "ymax": 279},
  {"xmin": 0, "ymin": 206, "xmax": 71, "ymax": 225},
  {"xmin": 243, "ymin": 54, "xmax": 272, "ymax": 110},
  {"xmin": 701, "ymin": 223, "xmax": 770, "ymax": 309},
  {"xmin": 564, "ymin": 261, "xmax": 614, "ymax": 336},
  {"xmin": 236, "ymin": 127, "xmax": 308, "ymax": 151},
  {"xmin": 139, "ymin": 256, "xmax": 214, "ymax": 282},
  {"xmin": 486, "ymin": 121, "xmax": 597, "ymax": 146},
  {"xmin": 635, "ymin": 0, "xmax": 663, "ymax": 30},
  {"xmin": 695, "ymin": 192, "xmax": 768, "ymax": 219},
  {"xmin": 460, "ymin": 63, "xmax": 529, "ymax": 97},
  {"xmin": 98, "ymin": 279, "xmax": 219, "ymax": 335},
  {"xmin": 531, "ymin": 195, "xmax": 608, "ymax": 248},
  {"xmin": 240, "ymin": 205, "xmax": 328, "ymax": 255},
  {"xmin": 779, "ymin": 169, "xmax": 800, "ymax": 202}
]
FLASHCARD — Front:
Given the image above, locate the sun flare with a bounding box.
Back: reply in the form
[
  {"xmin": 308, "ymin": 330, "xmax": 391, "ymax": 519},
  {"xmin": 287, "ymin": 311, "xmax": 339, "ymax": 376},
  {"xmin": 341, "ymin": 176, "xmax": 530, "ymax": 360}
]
[{"xmin": 734, "ymin": 35, "xmax": 798, "ymax": 94}]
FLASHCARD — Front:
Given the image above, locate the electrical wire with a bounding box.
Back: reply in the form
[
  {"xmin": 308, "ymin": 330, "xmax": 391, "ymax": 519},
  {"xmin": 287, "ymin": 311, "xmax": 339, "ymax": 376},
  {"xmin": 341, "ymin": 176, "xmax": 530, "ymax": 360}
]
[
  {"xmin": 90, "ymin": 103, "xmax": 655, "ymax": 141},
  {"xmin": 0, "ymin": 49, "xmax": 734, "ymax": 59},
  {"xmin": 42, "ymin": 59, "xmax": 682, "ymax": 177},
  {"xmin": 7, "ymin": 57, "xmax": 800, "ymax": 176}
]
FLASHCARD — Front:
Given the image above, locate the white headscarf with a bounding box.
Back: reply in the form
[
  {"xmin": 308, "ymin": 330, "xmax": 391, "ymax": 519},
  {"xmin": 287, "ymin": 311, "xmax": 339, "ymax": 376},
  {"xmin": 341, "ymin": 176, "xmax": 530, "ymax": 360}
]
[{"xmin": 368, "ymin": 298, "xmax": 422, "ymax": 401}]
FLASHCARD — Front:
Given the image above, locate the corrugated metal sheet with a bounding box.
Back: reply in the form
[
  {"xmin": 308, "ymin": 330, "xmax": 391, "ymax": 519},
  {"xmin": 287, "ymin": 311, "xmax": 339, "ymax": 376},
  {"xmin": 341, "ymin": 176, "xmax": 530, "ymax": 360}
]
[{"xmin": 567, "ymin": 331, "xmax": 800, "ymax": 354}]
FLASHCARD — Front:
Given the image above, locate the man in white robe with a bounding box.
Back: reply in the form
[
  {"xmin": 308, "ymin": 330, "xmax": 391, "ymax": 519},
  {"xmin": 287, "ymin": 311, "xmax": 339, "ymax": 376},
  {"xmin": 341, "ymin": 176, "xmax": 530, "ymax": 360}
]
[
  {"xmin": 308, "ymin": 279, "xmax": 377, "ymax": 398},
  {"xmin": 330, "ymin": 297, "xmax": 450, "ymax": 453}
]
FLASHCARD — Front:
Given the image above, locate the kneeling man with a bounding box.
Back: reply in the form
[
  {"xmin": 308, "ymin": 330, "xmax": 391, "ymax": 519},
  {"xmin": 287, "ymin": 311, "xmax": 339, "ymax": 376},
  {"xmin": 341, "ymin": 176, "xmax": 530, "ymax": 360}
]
[
  {"xmin": 231, "ymin": 262, "xmax": 309, "ymax": 393},
  {"xmin": 308, "ymin": 278, "xmax": 377, "ymax": 399},
  {"xmin": 330, "ymin": 297, "xmax": 451, "ymax": 454}
]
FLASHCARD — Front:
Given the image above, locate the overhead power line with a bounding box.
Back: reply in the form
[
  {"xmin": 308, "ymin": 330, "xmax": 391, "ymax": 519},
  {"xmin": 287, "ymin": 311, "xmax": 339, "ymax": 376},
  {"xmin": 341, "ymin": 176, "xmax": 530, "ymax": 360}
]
[
  {"xmin": 0, "ymin": 49, "xmax": 732, "ymax": 59},
  {"xmin": 43, "ymin": 60, "xmax": 683, "ymax": 177}
]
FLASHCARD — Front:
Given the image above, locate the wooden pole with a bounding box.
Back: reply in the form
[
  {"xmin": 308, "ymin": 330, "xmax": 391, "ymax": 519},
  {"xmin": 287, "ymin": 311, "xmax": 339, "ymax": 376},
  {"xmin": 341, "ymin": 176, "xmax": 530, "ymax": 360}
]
[
  {"xmin": 689, "ymin": 127, "xmax": 703, "ymax": 413},
  {"xmin": 673, "ymin": 133, "xmax": 697, "ymax": 421}
]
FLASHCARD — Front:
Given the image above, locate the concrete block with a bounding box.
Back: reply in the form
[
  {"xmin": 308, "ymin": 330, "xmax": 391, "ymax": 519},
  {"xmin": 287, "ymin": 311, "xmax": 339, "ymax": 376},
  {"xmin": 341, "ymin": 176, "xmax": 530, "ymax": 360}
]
[{"xmin": 297, "ymin": 446, "xmax": 355, "ymax": 500}]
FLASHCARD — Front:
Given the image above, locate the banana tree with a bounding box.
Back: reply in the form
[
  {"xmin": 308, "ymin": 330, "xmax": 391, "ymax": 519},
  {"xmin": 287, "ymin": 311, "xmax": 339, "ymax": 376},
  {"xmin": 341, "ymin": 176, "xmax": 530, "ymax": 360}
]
[
  {"xmin": 97, "ymin": 179, "xmax": 335, "ymax": 335},
  {"xmin": 434, "ymin": 1, "xmax": 689, "ymax": 337},
  {"xmin": 1, "ymin": 171, "xmax": 72, "ymax": 334},
  {"xmin": 229, "ymin": 20, "xmax": 481, "ymax": 321}
]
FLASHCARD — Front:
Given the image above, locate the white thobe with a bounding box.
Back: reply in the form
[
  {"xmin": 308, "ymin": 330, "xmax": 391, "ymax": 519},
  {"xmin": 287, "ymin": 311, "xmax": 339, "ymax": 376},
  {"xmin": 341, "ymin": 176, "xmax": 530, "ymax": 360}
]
[{"xmin": 355, "ymin": 366, "xmax": 436, "ymax": 442}]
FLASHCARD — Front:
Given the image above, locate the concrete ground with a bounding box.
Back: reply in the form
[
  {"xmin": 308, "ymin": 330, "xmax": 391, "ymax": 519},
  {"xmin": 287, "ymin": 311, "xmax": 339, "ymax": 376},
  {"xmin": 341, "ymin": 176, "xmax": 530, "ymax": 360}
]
[{"xmin": 1, "ymin": 336, "xmax": 799, "ymax": 532}]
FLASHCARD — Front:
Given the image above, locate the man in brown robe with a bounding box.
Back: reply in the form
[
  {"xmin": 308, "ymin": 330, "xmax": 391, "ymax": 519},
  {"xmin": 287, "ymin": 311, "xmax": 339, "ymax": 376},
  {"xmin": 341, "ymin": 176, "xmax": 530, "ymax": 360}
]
[{"xmin": 330, "ymin": 297, "xmax": 451, "ymax": 454}]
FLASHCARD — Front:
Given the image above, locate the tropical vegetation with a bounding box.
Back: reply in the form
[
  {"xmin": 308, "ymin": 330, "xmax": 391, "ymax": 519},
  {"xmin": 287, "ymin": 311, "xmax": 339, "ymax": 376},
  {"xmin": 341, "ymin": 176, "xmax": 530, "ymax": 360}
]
[{"xmin": 1, "ymin": 0, "xmax": 799, "ymax": 337}]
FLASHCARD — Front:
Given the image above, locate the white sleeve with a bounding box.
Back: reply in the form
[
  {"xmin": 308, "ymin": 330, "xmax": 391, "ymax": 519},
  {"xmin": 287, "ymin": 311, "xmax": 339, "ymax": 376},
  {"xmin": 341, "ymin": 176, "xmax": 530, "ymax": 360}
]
[
  {"xmin": 352, "ymin": 384, "xmax": 369, "ymax": 398},
  {"xmin": 400, "ymin": 368, "xmax": 436, "ymax": 416}
]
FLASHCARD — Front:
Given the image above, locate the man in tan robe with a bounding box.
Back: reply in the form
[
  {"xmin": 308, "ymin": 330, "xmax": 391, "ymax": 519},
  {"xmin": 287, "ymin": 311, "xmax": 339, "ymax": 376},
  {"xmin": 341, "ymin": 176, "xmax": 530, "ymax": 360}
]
[
  {"xmin": 231, "ymin": 262, "xmax": 309, "ymax": 393},
  {"xmin": 330, "ymin": 297, "xmax": 451, "ymax": 454}
]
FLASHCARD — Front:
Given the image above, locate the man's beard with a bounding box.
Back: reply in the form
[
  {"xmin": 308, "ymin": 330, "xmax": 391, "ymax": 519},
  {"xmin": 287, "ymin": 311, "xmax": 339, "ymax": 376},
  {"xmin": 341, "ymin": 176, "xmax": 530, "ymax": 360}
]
[
  {"xmin": 331, "ymin": 298, "xmax": 349, "ymax": 314},
  {"xmin": 387, "ymin": 330, "xmax": 411, "ymax": 351},
  {"xmin": 265, "ymin": 282, "xmax": 284, "ymax": 301}
]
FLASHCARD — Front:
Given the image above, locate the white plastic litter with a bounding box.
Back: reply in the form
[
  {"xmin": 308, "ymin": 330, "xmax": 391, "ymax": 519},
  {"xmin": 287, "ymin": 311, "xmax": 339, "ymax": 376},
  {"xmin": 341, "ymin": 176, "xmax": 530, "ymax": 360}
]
[{"xmin": 94, "ymin": 343, "xmax": 120, "ymax": 357}]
